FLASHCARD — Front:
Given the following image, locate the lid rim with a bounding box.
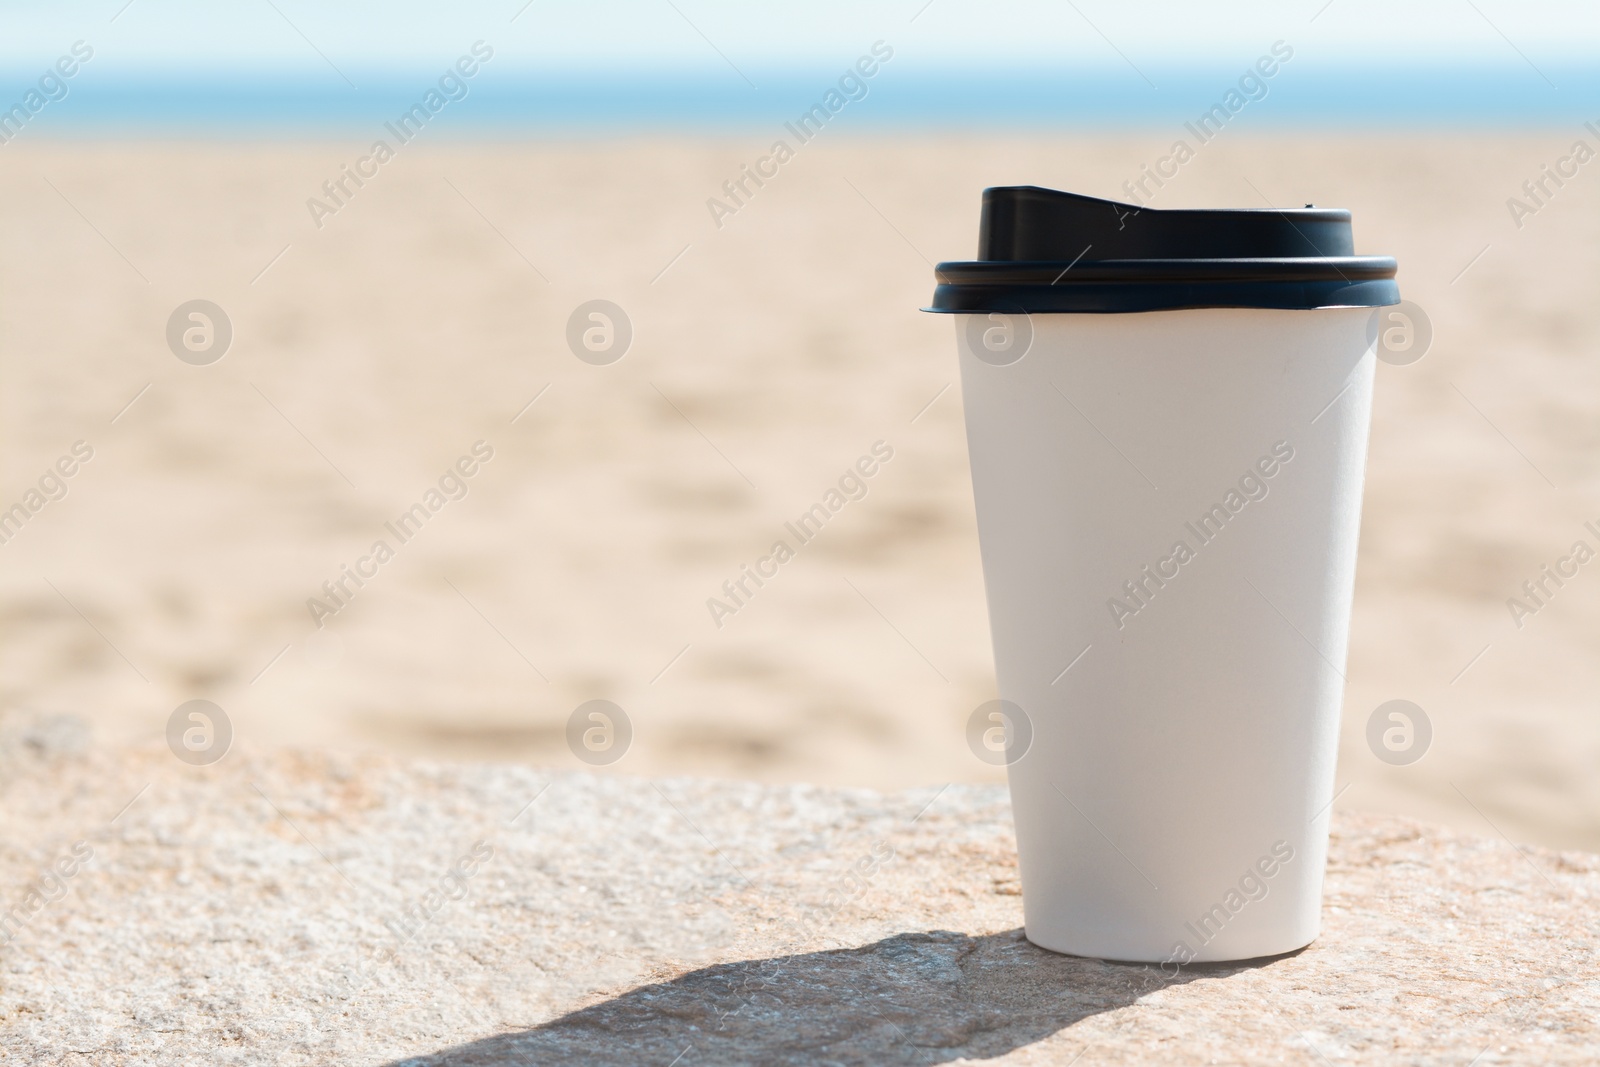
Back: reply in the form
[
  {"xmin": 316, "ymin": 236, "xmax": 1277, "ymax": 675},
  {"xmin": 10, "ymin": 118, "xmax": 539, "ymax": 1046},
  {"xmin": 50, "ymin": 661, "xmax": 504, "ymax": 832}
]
[
  {"xmin": 936, "ymin": 256, "xmax": 1398, "ymax": 282},
  {"xmin": 927, "ymin": 277, "xmax": 1401, "ymax": 314}
]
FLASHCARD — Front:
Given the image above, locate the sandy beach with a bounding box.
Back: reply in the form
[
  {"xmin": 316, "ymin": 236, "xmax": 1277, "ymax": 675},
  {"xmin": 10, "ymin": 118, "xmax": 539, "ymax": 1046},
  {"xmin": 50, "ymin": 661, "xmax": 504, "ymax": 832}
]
[{"xmin": 2, "ymin": 132, "xmax": 1596, "ymax": 852}]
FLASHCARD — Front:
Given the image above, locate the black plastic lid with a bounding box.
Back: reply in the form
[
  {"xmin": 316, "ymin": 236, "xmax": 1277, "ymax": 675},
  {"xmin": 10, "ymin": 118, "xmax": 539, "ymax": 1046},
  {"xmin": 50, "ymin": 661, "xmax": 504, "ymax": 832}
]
[{"xmin": 926, "ymin": 186, "xmax": 1399, "ymax": 314}]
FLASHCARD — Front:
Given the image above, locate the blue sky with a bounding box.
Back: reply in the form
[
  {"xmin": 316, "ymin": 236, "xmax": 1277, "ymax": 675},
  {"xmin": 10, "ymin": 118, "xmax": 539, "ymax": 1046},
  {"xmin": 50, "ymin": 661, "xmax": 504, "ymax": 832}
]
[
  {"xmin": 2, "ymin": 1, "xmax": 1597, "ymax": 128},
  {"xmin": 5, "ymin": 0, "xmax": 1599, "ymax": 72}
]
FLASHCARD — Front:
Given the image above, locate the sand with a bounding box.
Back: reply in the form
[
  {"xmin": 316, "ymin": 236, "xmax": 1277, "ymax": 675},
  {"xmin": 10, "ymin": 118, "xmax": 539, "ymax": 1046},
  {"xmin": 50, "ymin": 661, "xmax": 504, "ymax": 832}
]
[{"xmin": 1, "ymin": 133, "xmax": 1596, "ymax": 851}]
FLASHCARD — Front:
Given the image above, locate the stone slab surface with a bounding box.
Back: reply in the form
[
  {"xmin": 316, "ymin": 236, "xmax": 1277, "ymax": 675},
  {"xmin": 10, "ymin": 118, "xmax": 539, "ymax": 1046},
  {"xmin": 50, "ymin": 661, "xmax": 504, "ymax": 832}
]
[{"xmin": 0, "ymin": 737, "xmax": 1597, "ymax": 1064}]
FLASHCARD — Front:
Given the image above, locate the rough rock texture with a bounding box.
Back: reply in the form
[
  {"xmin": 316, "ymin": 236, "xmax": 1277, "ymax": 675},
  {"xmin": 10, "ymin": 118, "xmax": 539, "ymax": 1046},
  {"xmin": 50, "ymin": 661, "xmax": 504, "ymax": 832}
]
[{"xmin": 1, "ymin": 742, "xmax": 1597, "ymax": 1065}]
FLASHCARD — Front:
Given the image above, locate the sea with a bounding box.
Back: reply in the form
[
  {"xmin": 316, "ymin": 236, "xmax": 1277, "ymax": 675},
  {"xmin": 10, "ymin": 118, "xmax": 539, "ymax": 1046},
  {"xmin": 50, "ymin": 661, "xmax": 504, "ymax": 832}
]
[{"xmin": 3, "ymin": 61, "xmax": 1598, "ymax": 137}]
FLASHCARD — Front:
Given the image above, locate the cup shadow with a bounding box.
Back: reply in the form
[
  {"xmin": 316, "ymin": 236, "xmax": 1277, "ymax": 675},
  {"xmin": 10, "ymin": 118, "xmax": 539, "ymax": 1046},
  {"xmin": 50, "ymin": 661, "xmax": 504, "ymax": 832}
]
[{"xmin": 389, "ymin": 928, "xmax": 1275, "ymax": 1066}]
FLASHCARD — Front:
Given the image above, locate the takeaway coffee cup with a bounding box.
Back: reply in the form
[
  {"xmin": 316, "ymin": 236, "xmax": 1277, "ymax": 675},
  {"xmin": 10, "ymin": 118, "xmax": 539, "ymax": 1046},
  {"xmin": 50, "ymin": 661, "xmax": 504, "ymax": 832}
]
[{"xmin": 927, "ymin": 187, "xmax": 1398, "ymax": 964}]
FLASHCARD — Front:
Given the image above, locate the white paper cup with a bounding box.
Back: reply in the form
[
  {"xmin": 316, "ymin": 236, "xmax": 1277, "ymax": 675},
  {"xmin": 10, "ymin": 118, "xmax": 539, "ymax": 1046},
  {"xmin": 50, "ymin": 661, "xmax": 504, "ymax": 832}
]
[
  {"xmin": 929, "ymin": 187, "xmax": 1398, "ymax": 964},
  {"xmin": 958, "ymin": 307, "xmax": 1374, "ymax": 963}
]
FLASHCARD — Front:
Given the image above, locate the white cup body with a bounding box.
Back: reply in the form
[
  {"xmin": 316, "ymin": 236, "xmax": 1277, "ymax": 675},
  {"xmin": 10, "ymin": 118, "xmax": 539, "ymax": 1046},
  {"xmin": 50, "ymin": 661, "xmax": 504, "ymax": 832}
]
[{"xmin": 956, "ymin": 307, "xmax": 1375, "ymax": 964}]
